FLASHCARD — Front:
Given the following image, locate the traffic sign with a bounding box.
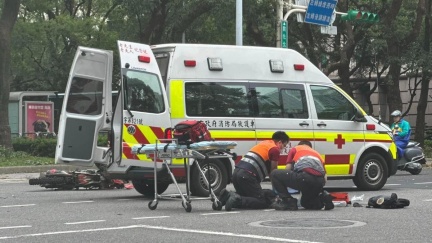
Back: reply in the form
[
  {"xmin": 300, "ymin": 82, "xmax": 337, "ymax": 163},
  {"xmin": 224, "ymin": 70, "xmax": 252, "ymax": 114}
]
[
  {"xmin": 320, "ymin": 25, "xmax": 337, "ymax": 35},
  {"xmin": 304, "ymin": 0, "xmax": 338, "ymax": 26},
  {"xmin": 281, "ymin": 20, "xmax": 288, "ymax": 48}
]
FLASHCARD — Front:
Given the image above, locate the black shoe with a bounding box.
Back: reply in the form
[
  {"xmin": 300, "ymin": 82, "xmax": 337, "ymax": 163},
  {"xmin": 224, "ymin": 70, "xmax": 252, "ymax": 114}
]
[
  {"xmin": 225, "ymin": 192, "xmax": 242, "ymax": 211},
  {"xmin": 273, "ymin": 198, "xmax": 298, "ymax": 211},
  {"xmin": 320, "ymin": 191, "xmax": 334, "ymax": 210},
  {"xmin": 218, "ymin": 188, "xmax": 230, "ymax": 206}
]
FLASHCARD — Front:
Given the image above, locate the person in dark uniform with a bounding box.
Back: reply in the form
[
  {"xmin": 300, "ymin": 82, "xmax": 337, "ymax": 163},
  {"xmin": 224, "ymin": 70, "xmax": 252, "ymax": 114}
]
[
  {"xmin": 218, "ymin": 131, "xmax": 289, "ymax": 211},
  {"xmin": 270, "ymin": 140, "xmax": 334, "ymax": 210}
]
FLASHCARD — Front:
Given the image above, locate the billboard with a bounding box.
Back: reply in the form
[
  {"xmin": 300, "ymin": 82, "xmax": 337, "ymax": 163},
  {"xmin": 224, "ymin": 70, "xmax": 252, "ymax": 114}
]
[{"xmin": 24, "ymin": 101, "xmax": 54, "ymax": 134}]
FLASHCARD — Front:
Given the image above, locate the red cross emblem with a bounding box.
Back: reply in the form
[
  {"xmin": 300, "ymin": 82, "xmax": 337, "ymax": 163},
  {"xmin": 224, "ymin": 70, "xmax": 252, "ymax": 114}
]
[{"xmin": 334, "ymin": 134, "xmax": 345, "ymax": 149}]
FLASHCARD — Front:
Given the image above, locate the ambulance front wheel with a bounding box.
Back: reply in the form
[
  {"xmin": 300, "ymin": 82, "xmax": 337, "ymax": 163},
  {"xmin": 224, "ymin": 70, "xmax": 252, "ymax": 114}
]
[{"xmin": 354, "ymin": 152, "xmax": 388, "ymax": 191}]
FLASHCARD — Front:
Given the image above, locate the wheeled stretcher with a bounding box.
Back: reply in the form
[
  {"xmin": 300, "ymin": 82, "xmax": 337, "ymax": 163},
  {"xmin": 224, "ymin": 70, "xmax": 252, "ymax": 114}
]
[{"xmin": 131, "ymin": 139, "xmax": 237, "ymax": 212}]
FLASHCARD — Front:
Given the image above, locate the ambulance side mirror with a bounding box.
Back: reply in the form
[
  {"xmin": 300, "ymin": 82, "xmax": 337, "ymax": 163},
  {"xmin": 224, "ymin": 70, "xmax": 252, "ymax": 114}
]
[{"xmin": 353, "ymin": 108, "xmax": 367, "ymax": 122}]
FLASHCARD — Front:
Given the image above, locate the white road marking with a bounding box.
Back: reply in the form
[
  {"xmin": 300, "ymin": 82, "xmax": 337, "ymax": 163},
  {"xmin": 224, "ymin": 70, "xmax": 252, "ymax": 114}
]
[
  {"xmin": 263, "ymin": 209, "xmax": 275, "ymax": 212},
  {"xmin": 132, "ymin": 216, "xmax": 170, "ymax": 220},
  {"xmin": 0, "ymin": 204, "xmax": 35, "ymax": 208},
  {"xmin": 0, "ymin": 224, "xmax": 321, "ymax": 242},
  {"xmin": 65, "ymin": 220, "xmax": 106, "ymax": 225},
  {"xmin": 414, "ymin": 182, "xmax": 432, "ymax": 185},
  {"xmin": 0, "ymin": 225, "xmax": 31, "ymax": 230},
  {"xmin": 384, "ymin": 184, "xmax": 401, "ymax": 186},
  {"xmin": 116, "ymin": 199, "xmax": 132, "ymax": 201},
  {"xmin": 62, "ymin": 201, "xmax": 94, "ymax": 204},
  {"xmin": 423, "ymin": 199, "xmax": 432, "ymax": 202},
  {"xmin": 200, "ymin": 212, "xmax": 240, "ymax": 216}
]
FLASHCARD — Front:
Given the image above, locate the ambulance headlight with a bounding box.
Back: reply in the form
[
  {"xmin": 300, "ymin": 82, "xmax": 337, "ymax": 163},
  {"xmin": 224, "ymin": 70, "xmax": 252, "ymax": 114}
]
[{"xmin": 269, "ymin": 60, "xmax": 284, "ymax": 73}]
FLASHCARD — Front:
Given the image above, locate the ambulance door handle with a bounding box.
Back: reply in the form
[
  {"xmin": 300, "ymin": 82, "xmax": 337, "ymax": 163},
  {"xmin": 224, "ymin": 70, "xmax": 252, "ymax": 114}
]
[
  {"xmin": 299, "ymin": 121, "xmax": 309, "ymax": 126},
  {"xmin": 317, "ymin": 122, "xmax": 327, "ymax": 127}
]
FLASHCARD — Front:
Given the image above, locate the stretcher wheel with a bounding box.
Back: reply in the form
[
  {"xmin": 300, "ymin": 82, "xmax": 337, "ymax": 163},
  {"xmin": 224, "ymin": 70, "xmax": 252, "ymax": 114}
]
[
  {"xmin": 148, "ymin": 200, "xmax": 158, "ymax": 210},
  {"xmin": 182, "ymin": 201, "xmax": 192, "ymax": 212},
  {"xmin": 212, "ymin": 200, "xmax": 222, "ymax": 211}
]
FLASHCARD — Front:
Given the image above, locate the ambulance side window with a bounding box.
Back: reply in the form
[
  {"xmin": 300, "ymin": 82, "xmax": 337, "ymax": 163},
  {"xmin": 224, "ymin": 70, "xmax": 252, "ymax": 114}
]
[
  {"xmin": 185, "ymin": 82, "xmax": 251, "ymax": 117},
  {"xmin": 124, "ymin": 70, "xmax": 165, "ymax": 113},
  {"xmin": 252, "ymin": 84, "xmax": 307, "ymax": 118},
  {"xmin": 254, "ymin": 86, "xmax": 281, "ymax": 118},
  {"xmin": 280, "ymin": 88, "xmax": 308, "ymax": 118},
  {"xmin": 66, "ymin": 77, "xmax": 103, "ymax": 115},
  {"xmin": 311, "ymin": 85, "xmax": 355, "ymax": 121}
]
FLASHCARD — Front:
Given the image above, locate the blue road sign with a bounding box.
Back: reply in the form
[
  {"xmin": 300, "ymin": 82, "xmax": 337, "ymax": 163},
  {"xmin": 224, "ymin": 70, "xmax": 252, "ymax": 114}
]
[{"xmin": 304, "ymin": 0, "xmax": 338, "ymax": 26}]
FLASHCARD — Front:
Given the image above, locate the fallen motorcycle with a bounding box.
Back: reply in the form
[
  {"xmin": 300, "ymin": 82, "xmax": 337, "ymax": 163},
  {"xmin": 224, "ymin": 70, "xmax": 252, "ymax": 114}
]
[
  {"xmin": 396, "ymin": 141, "xmax": 426, "ymax": 175},
  {"xmin": 29, "ymin": 169, "xmax": 127, "ymax": 190}
]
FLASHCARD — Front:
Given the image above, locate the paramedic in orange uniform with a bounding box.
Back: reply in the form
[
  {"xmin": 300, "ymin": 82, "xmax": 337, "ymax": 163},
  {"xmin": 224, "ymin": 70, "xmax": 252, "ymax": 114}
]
[
  {"xmin": 218, "ymin": 131, "xmax": 289, "ymax": 211},
  {"xmin": 271, "ymin": 140, "xmax": 334, "ymax": 210}
]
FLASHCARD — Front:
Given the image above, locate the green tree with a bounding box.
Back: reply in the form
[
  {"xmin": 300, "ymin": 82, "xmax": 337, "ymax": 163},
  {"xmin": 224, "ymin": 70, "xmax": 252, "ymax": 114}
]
[
  {"xmin": 11, "ymin": 0, "xmax": 121, "ymax": 91},
  {"xmin": 381, "ymin": 0, "xmax": 425, "ymax": 115},
  {"xmin": 415, "ymin": 0, "xmax": 432, "ymax": 145},
  {"xmin": 0, "ymin": 0, "xmax": 21, "ymax": 149}
]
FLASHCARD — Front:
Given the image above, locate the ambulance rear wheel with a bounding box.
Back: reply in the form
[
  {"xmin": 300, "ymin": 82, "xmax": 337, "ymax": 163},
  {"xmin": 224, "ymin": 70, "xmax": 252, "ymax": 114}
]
[
  {"xmin": 190, "ymin": 159, "xmax": 228, "ymax": 197},
  {"xmin": 354, "ymin": 153, "xmax": 388, "ymax": 191},
  {"xmin": 132, "ymin": 180, "xmax": 170, "ymax": 197}
]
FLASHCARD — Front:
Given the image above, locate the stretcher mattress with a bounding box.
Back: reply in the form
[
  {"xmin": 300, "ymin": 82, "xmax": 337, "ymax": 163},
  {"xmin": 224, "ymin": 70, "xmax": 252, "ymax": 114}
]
[{"xmin": 131, "ymin": 141, "xmax": 237, "ymax": 154}]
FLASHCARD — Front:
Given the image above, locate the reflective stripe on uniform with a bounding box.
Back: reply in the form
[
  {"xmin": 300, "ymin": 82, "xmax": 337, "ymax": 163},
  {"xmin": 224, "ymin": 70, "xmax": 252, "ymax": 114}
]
[
  {"xmin": 243, "ymin": 152, "xmax": 268, "ymax": 181},
  {"xmin": 241, "ymin": 157, "xmax": 265, "ymax": 181}
]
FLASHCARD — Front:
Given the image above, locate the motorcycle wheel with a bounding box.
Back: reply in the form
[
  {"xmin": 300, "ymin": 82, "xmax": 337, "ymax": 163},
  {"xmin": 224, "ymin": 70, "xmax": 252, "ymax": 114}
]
[{"xmin": 407, "ymin": 167, "xmax": 422, "ymax": 175}]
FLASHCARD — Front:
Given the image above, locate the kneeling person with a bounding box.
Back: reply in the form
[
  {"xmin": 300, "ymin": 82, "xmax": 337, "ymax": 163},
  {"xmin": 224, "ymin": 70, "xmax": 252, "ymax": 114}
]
[
  {"xmin": 270, "ymin": 140, "xmax": 333, "ymax": 210},
  {"xmin": 219, "ymin": 131, "xmax": 289, "ymax": 211}
]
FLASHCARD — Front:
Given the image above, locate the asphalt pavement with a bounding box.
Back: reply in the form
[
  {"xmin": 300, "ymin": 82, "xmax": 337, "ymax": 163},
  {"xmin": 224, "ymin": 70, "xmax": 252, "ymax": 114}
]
[{"xmin": 1, "ymin": 159, "xmax": 431, "ymax": 177}]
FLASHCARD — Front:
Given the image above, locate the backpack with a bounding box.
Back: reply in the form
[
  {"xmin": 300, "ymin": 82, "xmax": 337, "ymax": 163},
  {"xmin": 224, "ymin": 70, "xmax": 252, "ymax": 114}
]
[
  {"xmin": 367, "ymin": 193, "xmax": 410, "ymax": 209},
  {"xmin": 173, "ymin": 120, "xmax": 212, "ymax": 145}
]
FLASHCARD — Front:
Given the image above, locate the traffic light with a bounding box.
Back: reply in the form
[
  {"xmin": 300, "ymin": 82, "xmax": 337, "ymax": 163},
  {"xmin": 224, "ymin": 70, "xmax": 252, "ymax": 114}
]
[{"xmin": 341, "ymin": 10, "xmax": 379, "ymax": 23}]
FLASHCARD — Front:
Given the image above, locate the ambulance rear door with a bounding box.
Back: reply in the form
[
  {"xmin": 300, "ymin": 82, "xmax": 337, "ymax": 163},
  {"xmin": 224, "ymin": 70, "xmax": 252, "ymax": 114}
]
[
  {"xmin": 117, "ymin": 41, "xmax": 172, "ymax": 166},
  {"xmin": 55, "ymin": 47, "xmax": 114, "ymax": 167}
]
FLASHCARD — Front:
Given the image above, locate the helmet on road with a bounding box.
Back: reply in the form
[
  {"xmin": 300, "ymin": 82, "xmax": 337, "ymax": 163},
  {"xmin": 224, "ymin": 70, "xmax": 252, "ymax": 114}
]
[{"xmin": 390, "ymin": 110, "xmax": 402, "ymax": 117}]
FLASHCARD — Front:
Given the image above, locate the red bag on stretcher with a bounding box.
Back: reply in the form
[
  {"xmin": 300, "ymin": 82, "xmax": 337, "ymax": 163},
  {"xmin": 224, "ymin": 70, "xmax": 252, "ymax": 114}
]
[{"xmin": 173, "ymin": 120, "xmax": 212, "ymax": 145}]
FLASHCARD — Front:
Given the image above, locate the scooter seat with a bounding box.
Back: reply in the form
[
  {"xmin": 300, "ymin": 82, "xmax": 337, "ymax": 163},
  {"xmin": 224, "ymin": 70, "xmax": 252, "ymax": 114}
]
[{"xmin": 406, "ymin": 141, "xmax": 419, "ymax": 148}]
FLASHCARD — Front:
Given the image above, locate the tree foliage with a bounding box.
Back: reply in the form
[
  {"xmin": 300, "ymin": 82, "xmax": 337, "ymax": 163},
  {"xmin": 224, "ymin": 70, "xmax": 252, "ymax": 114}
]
[{"xmin": 0, "ymin": 0, "xmax": 21, "ymax": 149}]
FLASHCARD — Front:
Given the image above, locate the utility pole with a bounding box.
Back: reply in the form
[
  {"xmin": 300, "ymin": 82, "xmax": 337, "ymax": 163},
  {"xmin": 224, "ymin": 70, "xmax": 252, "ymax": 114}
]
[
  {"xmin": 276, "ymin": 0, "xmax": 284, "ymax": 47},
  {"xmin": 236, "ymin": 0, "xmax": 243, "ymax": 45}
]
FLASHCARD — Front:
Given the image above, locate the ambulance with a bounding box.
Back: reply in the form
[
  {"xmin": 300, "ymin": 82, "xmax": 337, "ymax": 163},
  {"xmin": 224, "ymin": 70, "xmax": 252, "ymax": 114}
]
[{"xmin": 55, "ymin": 40, "xmax": 397, "ymax": 197}]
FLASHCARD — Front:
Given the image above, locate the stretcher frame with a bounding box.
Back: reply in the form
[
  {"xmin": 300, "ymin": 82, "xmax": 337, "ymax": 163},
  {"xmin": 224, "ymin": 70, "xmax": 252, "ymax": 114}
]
[{"xmin": 134, "ymin": 139, "xmax": 237, "ymax": 212}]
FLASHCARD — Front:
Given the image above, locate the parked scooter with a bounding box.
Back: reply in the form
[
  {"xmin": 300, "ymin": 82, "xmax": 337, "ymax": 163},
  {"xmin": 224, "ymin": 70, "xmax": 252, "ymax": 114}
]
[
  {"xmin": 376, "ymin": 117, "xmax": 426, "ymax": 175},
  {"xmin": 396, "ymin": 141, "xmax": 426, "ymax": 175}
]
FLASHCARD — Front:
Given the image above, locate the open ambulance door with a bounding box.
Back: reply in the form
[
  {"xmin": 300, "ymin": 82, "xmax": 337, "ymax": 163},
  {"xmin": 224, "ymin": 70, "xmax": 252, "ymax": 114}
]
[{"xmin": 55, "ymin": 47, "xmax": 114, "ymax": 167}]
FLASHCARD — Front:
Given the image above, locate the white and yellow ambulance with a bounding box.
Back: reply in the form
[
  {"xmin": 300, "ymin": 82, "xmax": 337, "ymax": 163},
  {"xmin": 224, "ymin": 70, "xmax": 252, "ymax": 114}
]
[{"xmin": 55, "ymin": 41, "xmax": 397, "ymax": 197}]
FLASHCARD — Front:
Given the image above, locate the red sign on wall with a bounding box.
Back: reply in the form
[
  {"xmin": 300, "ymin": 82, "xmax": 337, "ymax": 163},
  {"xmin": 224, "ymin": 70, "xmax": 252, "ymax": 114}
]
[{"xmin": 24, "ymin": 101, "xmax": 54, "ymax": 134}]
